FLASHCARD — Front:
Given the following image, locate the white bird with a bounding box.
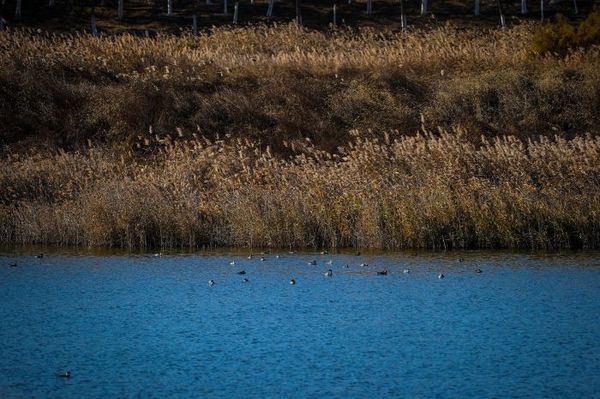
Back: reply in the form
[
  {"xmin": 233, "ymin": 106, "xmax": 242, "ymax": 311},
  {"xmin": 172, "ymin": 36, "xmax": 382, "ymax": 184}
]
[
  {"xmin": 403, "ymin": 269, "xmax": 410, "ymax": 274},
  {"xmin": 360, "ymin": 263, "xmax": 368, "ymax": 267},
  {"xmin": 326, "ymin": 260, "xmax": 333, "ymax": 265},
  {"xmin": 208, "ymin": 279, "xmax": 215, "ymax": 286},
  {"xmin": 324, "ymin": 269, "xmax": 333, "ymax": 277},
  {"xmin": 229, "ymin": 261, "xmax": 236, "ymax": 266},
  {"xmin": 289, "ymin": 279, "xmax": 296, "ymax": 285},
  {"xmin": 438, "ymin": 273, "xmax": 445, "ymax": 279}
]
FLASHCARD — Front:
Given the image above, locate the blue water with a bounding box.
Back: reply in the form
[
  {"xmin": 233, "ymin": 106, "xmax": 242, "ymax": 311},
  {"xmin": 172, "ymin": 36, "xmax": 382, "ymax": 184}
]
[{"xmin": 1, "ymin": 251, "xmax": 600, "ymax": 398}]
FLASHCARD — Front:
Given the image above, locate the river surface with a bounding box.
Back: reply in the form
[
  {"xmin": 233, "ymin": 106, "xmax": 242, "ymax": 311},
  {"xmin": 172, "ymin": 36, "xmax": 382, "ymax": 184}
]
[{"xmin": 1, "ymin": 250, "xmax": 600, "ymax": 398}]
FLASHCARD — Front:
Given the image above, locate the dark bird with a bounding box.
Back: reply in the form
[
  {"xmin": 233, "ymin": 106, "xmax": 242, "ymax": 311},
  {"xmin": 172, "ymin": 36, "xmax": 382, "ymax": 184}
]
[
  {"xmin": 360, "ymin": 263, "xmax": 368, "ymax": 267},
  {"xmin": 208, "ymin": 279, "xmax": 215, "ymax": 286},
  {"xmin": 438, "ymin": 273, "xmax": 445, "ymax": 279},
  {"xmin": 58, "ymin": 371, "xmax": 71, "ymax": 378},
  {"xmin": 35, "ymin": 254, "xmax": 44, "ymax": 259},
  {"xmin": 344, "ymin": 264, "xmax": 349, "ymax": 268},
  {"xmin": 289, "ymin": 279, "xmax": 296, "ymax": 285},
  {"xmin": 9, "ymin": 263, "xmax": 17, "ymax": 268},
  {"xmin": 377, "ymin": 270, "xmax": 389, "ymax": 276},
  {"xmin": 308, "ymin": 260, "xmax": 317, "ymax": 266},
  {"xmin": 260, "ymin": 257, "xmax": 266, "ymax": 262},
  {"xmin": 475, "ymin": 269, "xmax": 483, "ymax": 273},
  {"xmin": 237, "ymin": 270, "xmax": 246, "ymax": 275},
  {"xmin": 324, "ymin": 269, "xmax": 333, "ymax": 277},
  {"xmin": 242, "ymin": 278, "xmax": 249, "ymax": 283}
]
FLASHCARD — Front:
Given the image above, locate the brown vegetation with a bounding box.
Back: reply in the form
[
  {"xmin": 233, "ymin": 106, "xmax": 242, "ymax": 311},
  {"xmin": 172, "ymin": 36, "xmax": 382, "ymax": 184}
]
[{"xmin": 1, "ymin": 23, "xmax": 599, "ymax": 249}]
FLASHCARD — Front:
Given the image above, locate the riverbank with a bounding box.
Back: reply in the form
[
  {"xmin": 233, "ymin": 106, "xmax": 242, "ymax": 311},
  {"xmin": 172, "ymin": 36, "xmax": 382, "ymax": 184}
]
[{"xmin": 1, "ymin": 24, "xmax": 599, "ymax": 249}]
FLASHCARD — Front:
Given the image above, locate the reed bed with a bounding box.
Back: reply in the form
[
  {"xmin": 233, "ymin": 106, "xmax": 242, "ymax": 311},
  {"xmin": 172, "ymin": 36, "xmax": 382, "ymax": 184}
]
[
  {"xmin": 1, "ymin": 24, "xmax": 599, "ymax": 249},
  {"xmin": 1, "ymin": 131, "xmax": 599, "ymax": 249}
]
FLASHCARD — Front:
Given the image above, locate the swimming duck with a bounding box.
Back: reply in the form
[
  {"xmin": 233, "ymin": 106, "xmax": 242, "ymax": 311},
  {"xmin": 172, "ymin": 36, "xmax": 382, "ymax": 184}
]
[
  {"xmin": 260, "ymin": 257, "xmax": 266, "ymax": 262},
  {"xmin": 35, "ymin": 254, "xmax": 44, "ymax": 259},
  {"xmin": 403, "ymin": 269, "xmax": 410, "ymax": 274},
  {"xmin": 208, "ymin": 279, "xmax": 215, "ymax": 286},
  {"xmin": 242, "ymin": 278, "xmax": 249, "ymax": 283},
  {"xmin": 377, "ymin": 270, "xmax": 389, "ymax": 276},
  {"xmin": 58, "ymin": 371, "xmax": 71, "ymax": 378},
  {"xmin": 360, "ymin": 263, "xmax": 368, "ymax": 267},
  {"xmin": 237, "ymin": 270, "xmax": 246, "ymax": 275},
  {"xmin": 247, "ymin": 254, "xmax": 253, "ymax": 259},
  {"xmin": 458, "ymin": 258, "xmax": 464, "ymax": 262},
  {"xmin": 308, "ymin": 260, "xmax": 317, "ymax": 266},
  {"xmin": 326, "ymin": 260, "xmax": 333, "ymax": 265},
  {"xmin": 289, "ymin": 279, "xmax": 296, "ymax": 285},
  {"xmin": 320, "ymin": 251, "xmax": 329, "ymax": 255},
  {"xmin": 229, "ymin": 261, "xmax": 236, "ymax": 266},
  {"xmin": 438, "ymin": 273, "xmax": 445, "ymax": 279},
  {"xmin": 324, "ymin": 269, "xmax": 333, "ymax": 277},
  {"xmin": 475, "ymin": 269, "xmax": 483, "ymax": 273},
  {"xmin": 9, "ymin": 263, "xmax": 17, "ymax": 268},
  {"xmin": 344, "ymin": 264, "xmax": 349, "ymax": 268},
  {"xmin": 275, "ymin": 255, "xmax": 280, "ymax": 259}
]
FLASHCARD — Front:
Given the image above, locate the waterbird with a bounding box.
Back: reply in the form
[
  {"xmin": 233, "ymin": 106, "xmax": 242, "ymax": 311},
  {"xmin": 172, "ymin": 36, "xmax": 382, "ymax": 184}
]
[
  {"xmin": 320, "ymin": 251, "xmax": 329, "ymax": 255},
  {"xmin": 153, "ymin": 253, "xmax": 162, "ymax": 257},
  {"xmin": 247, "ymin": 254, "xmax": 253, "ymax": 259},
  {"xmin": 403, "ymin": 269, "xmax": 410, "ymax": 274},
  {"xmin": 326, "ymin": 260, "xmax": 333, "ymax": 265},
  {"xmin": 208, "ymin": 279, "xmax": 215, "ymax": 286},
  {"xmin": 324, "ymin": 269, "xmax": 333, "ymax": 277},
  {"xmin": 458, "ymin": 258, "xmax": 464, "ymax": 262},
  {"xmin": 344, "ymin": 264, "xmax": 349, "ymax": 268},
  {"xmin": 360, "ymin": 263, "xmax": 368, "ymax": 267},
  {"xmin": 229, "ymin": 261, "xmax": 236, "ymax": 266},
  {"xmin": 35, "ymin": 254, "xmax": 44, "ymax": 259},
  {"xmin": 237, "ymin": 270, "xmax": 246, "ymax": 275},
  {"xmin": 276, "ymin": 255, "xmax": 280, "ymax": 259},
  {"xmin": 289, "ymin": 279, "xmax": 296, "ymax": 285},
  {"xmin": 9, "ymin": 263, "xmax": 17, "ymax": 268},
  {"xmin": 438, "ymin": 273, "xmax": 445, "ymax": 279},
  {"xmin": 475, "ymin": 269, "xmax": 483, "ymax": 273},
  {"xmin": 260, "ymin": 257, "xmax": 266, "ymax": 262},
  {"xmin": 377, "ymin": 270, "xmax": 389, "ymax": 276},
  {"xmin": 242, "ymin": 278, "xmax": 249, "ymax": 283},
  {"xmin": 58, "ymin": 371, "xmax": 71, "ymax": 379},
  {"xmin": 308, "ymin": 260, "xmax": 317, "ymax": 266}
]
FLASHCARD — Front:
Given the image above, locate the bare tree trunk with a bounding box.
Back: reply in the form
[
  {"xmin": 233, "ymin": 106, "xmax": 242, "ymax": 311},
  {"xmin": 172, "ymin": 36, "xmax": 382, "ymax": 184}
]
[
  {"xmin": 521, "ymin": 0, "xmax": 527, "ymax": 14},
  {"xmin": 223, "ymin": 0, "xmax": 228, "ymax": 14},
  {"xmin": 421, "ymin": 0, "xmax": 428, "ymax": 15},
  {"xmin": 118, "ymin": 0, "xmax": 124, "ymax": 20},
  {"xmin": 266, "ymin": 0, "xmax": 274, "ymax": 17},
  {"xmin": 233, "ymin": 2, "xmax": 238, "ymax": 23},
  {"xmin": 366, "ymin": 0, "xmax": 372, "ymax": 15},
  {"xmin": 15, "ymin": 0, "xmax": 22, "ymax": 20},
  {"xmin": 497, "ymin": 0, "xmax": 505, "ymax": 27},
  {"xmin": 295, "ymin": 0, "xmax": 301, "ymax": 25},
  {"xmin": 540, "ymin": 0, "xmax": 544, "ymax": 21},
  {"xmin": 333, "ymin": 3, "xmax": 337, "ymax": 26},
  {"xmin": 91, "ymin": 14, "xmax": 98, "ymax": 36},
  {"xmin": 49, "ymin": 0, "xmax": 55, "ymax": 7},
  {"xmin": 0, "ymin": 16, "xmax": 5, "ymax": 31},
  {"xmin": 400, "ymin": 0, "xmax": 407, "ymax": 29},
  {"xmin": 572, "ymin": 0, "xmax": 578, "ymax": 14},
  {"xmin": 192, "ymin": 14, "xmax": 198, "ymax": 36},
  {"xmin": 168, "ymin": 0, "xmax": 172, "ymax": 15},
  {"xmin": 474, "ymin": 0, "xmax": 480, "ymax": 16}
]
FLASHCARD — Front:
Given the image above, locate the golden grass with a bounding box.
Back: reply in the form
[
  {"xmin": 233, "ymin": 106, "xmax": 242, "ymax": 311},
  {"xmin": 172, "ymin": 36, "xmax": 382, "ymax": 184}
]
[
  {"xmin": 1, "ymin": 130, "xmax": 599, "ymax": 249},
  {"xmin": 0, "ymin": 24, "xmax": 599, "ymax": 249}
]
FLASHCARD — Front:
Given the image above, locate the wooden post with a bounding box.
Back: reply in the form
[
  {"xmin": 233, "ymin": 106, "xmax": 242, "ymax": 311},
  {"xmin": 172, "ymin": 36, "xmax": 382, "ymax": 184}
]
[
  {"xmin": 540, "ymin": 0, "xmax": 544, "ymax": 21},
  {"xmin": 333, "ymin": 3, "xmax": 337, "ymax": 26},
  {"xmin": 521, "ymin": 0, "xmax": 527, "ymax": 14},
  {"xmin": 168, "ymin": 0, "xmax": 173, "ymax": 16},
  {"xmin": 233, "ymin": 2, "xmax": 238, "ymax": 23},
  {"xmin": 497, "ymin": 0, "xmax": 505, "ymax": 27},
  {"xmin": 266, "ymin": 0, "xmax": 274, "ymax": 17},
  {"xmin": 295, "ymin": 0, "xmax": 301, "ymax": 25},
  {"xmin": 15, "ymin": 0, "xmax": 22, "ymax": 20},
  {"xmin": 421, "ymin": 0, "xmax": 428, "ymax": 15},
  {"xmin": 192, "ymin": 14, "xmax": 198, "ymax": 36},
  {"xmin": 474, "ymin": 0, "xmax": 480, "ymax": 16},
  {"xmin": 118, "ymin": 0, "xmax": 124, "ymax": 20},
  {"xmin": 366, "ymin": 0, "xmax": 372, "ymax": 15},
  {"xmin": 91, "ymin": 14, "xmax": 98, "ymax": 36},
  {"xmin": 224, "ymin": 0, "xmax": 228, "ymax": 14}
]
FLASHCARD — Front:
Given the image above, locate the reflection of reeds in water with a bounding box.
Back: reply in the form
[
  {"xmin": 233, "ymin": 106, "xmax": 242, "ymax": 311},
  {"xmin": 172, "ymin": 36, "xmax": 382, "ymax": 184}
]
[{"xmin": 2, "ymin": 130, "xmax": 599, "ymax": 249}]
